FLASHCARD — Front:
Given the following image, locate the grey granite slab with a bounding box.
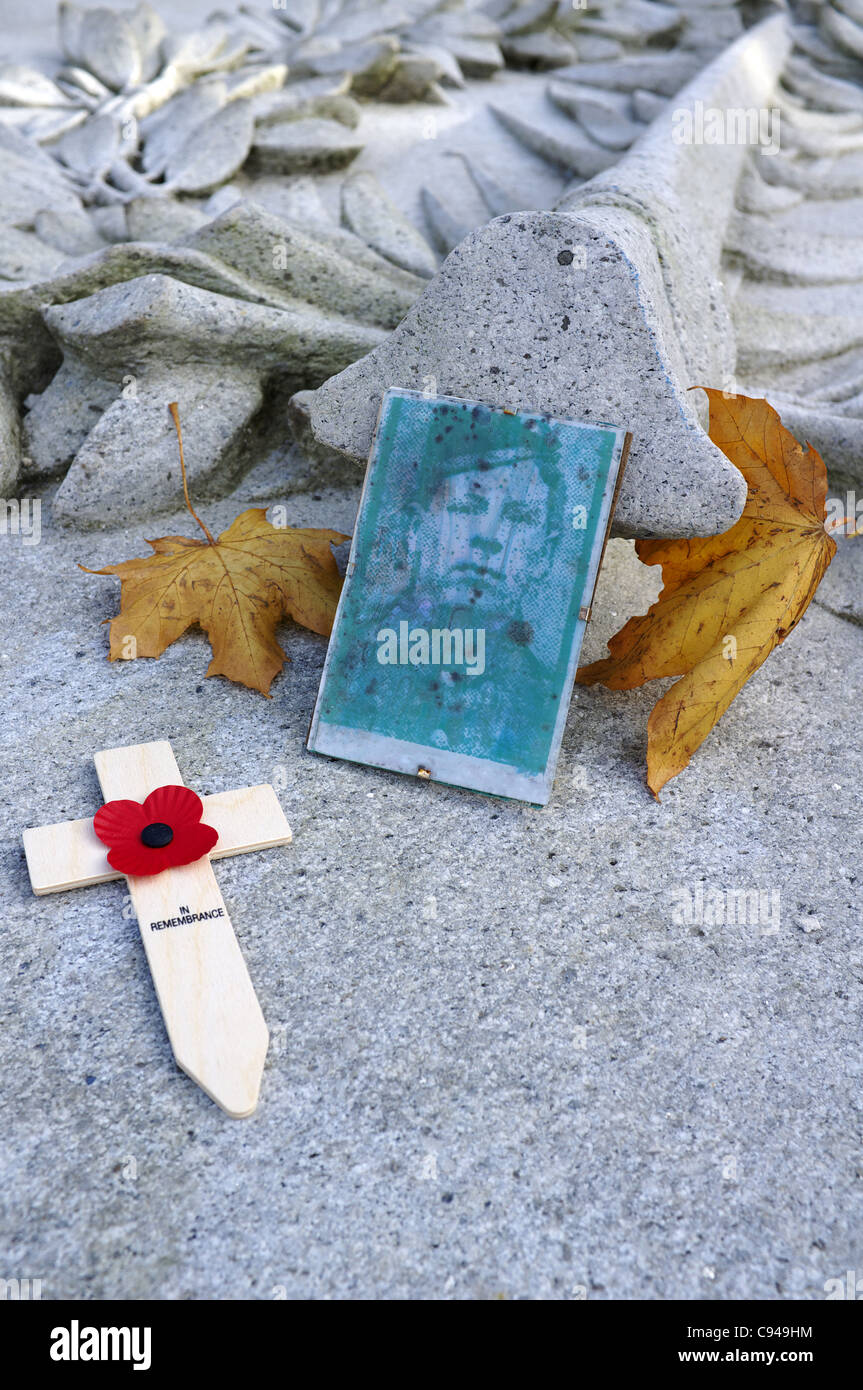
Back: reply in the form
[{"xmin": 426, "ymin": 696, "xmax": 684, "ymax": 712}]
[{"xmin": 1, "ymin": 467, "xmax": 861, "ymax": 1301}]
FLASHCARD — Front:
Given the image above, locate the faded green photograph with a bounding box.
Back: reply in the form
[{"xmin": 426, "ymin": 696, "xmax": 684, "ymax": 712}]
[{"xmin": 314, "ymin": 389, "xmax": 621, "ymax": 778}]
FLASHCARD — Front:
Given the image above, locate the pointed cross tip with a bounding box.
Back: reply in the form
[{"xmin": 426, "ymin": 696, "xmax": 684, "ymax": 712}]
[
  {"xmin": 229, "ymin": 1103, "xmax": 261, "ymax": 1120},
  {"xmin": 178, "ymin": 1045, "xmax": 268, "ymax": 1118},
  {"xmin": 174, "ymin": 1016, "xmax": 269, "ymax": 1118},
  {"xmin": 218, "ymin": 1093, "xmax": 263, "ymax": 1120}
]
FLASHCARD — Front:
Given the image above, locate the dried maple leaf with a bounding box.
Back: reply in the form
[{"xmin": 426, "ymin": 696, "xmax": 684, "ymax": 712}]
[
  {"xmin": 577, "ymin": 391, "xmax": 837, "ymax": 798},
  {"xmin": 84, "ymin": 404, "xmax": 348, "ymax": 696}
]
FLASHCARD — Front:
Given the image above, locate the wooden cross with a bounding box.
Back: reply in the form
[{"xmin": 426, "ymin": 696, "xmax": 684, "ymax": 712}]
[{"xmin": 22, "ymin": 741, "xmax": 292, "ymax": 1118}]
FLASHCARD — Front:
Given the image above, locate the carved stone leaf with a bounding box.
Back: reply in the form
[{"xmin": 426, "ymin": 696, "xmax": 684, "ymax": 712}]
[
  {"xmin": 249, "ymin": 116, "xmax": 364, "ymax": 173},
  {"xmin": 420, "ymin": 184, "xmax": 472, "ymax": 254},
  {"xmin": 124, "ymin": 194, "xmax": 209, "ymax": 242},
  {"xmin": 165, "ymin": 99, "xmax": 255, "ymax": 194},
  {"xmin": 34, "ymin": 206, "xmax": 106, "ymax": 256},
  {"xmin": 401, "ymin": 40, "xmax": 465, "ymax": 88},
  {"xmin": 162, "ymin": 23, "xmax": 232, "ymax": 75},
  {"xmin": 58, "ymin": 2, "xmax": 86, "ymax": 64},
  {"xmin": 20, "ymin": 109, "xmax": 90, "ymax": 145},
  {"xmin": 314, "ymin": 2, "xmax": 418, "ymax": 47},
  {"xmin": 0, "ymin": 124, "xmax": 85, "ymax": 221},
  {"xmin": 248, "ymin": 74, "xmax": 352, "ymax": 126},
  {"xmin": 76, "ymin": 7, "xmax": 143, "ymax": 90},
  {"xmin": 0, "ymin": 225, "xmax": 67, "ymax": 282},
  {"xmin": 55, "ymin": 63, "xmax": 112, "ymax": 103},
  {"xmin": 548, "ymin": 81, "xmax": 644, "ymax": 151},
  {"xmin": 223, "ymin": 63, "xmax": 289, "ymax": 101},
  {"xmin": 141, "ymin": 81, "xmax": 227, "ymax": 175},
  {"xmin": 341, "ymin": 170, "xmax": 438, "ymax": 278},
  {"xmin": 127, "ymin": 1, "xmax": 167, "ymax": 82},
  {"xmin": 294, "ymin": 35, "xmax": 400, "ymax": 92},
  {"xmin": 178, "ymin": 200, "xmax": 419, "ymax": 328},
  {"xmin": 0, "ymin": 64, "xmax": 75, "ymax": 108},
  {"xmin": 273, "ymin": 0, "xmax": 320, "ymax": 35},
  {"xmin": 57, "ymin": 112, "xmax": 121, "ymax": 177}
]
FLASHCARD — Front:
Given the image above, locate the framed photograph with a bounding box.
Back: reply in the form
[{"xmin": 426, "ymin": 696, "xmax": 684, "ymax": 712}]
[{"xmin": 308, "ymin": 389, "xmax": 630, "ymax": 804}]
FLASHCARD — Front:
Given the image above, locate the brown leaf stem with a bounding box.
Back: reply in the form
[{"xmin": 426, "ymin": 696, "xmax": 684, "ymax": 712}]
[{"xmin": 169, "ymin": 401, "xmax": 216, "ymax": 546}]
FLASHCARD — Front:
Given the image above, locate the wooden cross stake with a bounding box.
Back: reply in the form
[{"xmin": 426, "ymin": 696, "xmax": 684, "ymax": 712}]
[{"xmin": 22, "ymin": 741, "xmax": 292, "ymax": 1118}]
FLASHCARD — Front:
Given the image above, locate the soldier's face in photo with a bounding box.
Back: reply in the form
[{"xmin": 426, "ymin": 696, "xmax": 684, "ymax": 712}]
[{"xmin": 408, "ymin": 451, "xmax": 555, "ymax": 606}]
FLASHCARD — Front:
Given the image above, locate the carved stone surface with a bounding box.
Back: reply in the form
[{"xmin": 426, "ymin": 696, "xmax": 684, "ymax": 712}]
[
  {"xmin": 304, "ymin": 15, "xmax": 791, "ymax": 537},
  {"xmin": 304, "ymin": 208, "xmax": 748, "ymax": 538},
  {"xmin": 2, "ymin": 1, "xmax": 863, "ymax": 525}
]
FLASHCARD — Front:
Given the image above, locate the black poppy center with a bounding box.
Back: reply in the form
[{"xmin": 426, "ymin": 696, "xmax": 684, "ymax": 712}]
[{"xmin": 140, "ymin": 822, "xmax": 174, "ymax": 849}]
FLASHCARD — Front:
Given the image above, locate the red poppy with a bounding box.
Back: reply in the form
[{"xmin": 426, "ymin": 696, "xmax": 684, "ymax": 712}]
[{"xmin": 93, "ymin": 785, "xmax": 219, "ymax": 878}]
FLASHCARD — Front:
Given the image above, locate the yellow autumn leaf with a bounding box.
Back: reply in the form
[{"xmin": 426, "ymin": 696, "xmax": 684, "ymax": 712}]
[
  {"xmin": 577, "ymin": 391, "xmax": 837, "ymax": 797},
  {"xmin": 84, "ymin": 404, "xmax": 347, "ymax": 695}
]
